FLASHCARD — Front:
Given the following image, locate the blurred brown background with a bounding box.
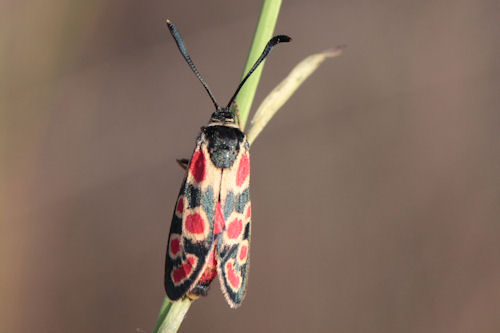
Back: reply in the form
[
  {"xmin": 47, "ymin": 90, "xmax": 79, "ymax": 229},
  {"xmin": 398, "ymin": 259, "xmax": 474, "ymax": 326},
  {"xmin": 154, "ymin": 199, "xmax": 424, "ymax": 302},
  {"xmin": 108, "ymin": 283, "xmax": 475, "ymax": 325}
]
[{"xmin": 2, "ymin": 0, "xmax": 500, "ymax": 332}]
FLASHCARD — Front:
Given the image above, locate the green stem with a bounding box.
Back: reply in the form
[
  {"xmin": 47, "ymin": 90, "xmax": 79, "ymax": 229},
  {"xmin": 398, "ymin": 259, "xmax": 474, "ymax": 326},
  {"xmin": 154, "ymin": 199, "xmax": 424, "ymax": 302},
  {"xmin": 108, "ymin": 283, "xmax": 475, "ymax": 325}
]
[
  {"xmin": 152, "ymin": 297, "xmax": 173, "ymax": 333},
  {"xmin": 154, "ymin": 298, "xmax": 192, "ymax": 333},
  {"xmin": 234, "ymin": 0, "xmax": 282, "ymax": 130}
]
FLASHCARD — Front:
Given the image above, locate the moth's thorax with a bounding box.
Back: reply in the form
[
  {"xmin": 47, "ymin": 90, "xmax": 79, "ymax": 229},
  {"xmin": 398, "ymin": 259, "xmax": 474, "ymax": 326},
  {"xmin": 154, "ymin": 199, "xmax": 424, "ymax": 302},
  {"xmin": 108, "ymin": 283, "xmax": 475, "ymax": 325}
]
[{"xmin": 202, "ymin": 124, "xmax": 246, "ymax": 169}]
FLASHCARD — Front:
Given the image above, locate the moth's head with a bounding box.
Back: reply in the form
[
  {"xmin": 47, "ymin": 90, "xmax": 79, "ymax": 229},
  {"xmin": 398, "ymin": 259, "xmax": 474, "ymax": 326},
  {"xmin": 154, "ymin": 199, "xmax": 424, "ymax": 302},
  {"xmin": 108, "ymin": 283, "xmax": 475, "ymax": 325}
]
[{"xmin": 209, "ymin": 107, "xmax": 235, "ymax": 124}]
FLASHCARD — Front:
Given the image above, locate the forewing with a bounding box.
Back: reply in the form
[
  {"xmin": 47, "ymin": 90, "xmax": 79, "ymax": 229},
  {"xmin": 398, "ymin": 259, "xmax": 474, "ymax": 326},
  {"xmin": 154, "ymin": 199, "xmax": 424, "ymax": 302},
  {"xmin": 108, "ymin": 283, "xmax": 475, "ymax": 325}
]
[
  {"xmin": 217, "ymin": 139, "xmax": 251, "ymax": 308},
  {"xmin": 165, "ymin": 137, "xmax": 222, "ymax": 301}
]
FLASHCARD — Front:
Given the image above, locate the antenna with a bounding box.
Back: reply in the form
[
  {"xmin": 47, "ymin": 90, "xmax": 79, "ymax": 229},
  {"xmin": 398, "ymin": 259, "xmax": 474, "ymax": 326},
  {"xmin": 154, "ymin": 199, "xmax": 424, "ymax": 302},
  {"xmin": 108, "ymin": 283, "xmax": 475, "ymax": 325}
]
[
  {"xmin": 166, "ymin": 20, "xmax": 220, "ymax": 110},
  {"xmin": 226, "ymin": 35, "xmax": 292, "ymax": 108}
]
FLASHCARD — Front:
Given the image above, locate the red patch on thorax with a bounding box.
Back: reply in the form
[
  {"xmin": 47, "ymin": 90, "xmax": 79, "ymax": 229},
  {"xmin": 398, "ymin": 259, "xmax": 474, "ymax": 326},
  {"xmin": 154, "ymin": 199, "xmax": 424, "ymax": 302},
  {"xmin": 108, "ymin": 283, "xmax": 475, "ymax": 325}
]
[
  {"xmin": 189, "ymin": 150, "xmax": 206, "ymax": 183},
  {"xmin": 236, "ymin": 154, "xmax": 250, "ymax": 186}
]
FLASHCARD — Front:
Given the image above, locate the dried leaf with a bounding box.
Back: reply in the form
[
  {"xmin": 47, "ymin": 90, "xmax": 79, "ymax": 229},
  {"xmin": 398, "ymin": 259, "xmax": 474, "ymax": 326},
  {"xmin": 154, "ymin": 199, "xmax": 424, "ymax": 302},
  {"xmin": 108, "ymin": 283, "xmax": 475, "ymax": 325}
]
[{"xmin": 247, "ymin": 46, "xmax": 345, "ymax": 145}]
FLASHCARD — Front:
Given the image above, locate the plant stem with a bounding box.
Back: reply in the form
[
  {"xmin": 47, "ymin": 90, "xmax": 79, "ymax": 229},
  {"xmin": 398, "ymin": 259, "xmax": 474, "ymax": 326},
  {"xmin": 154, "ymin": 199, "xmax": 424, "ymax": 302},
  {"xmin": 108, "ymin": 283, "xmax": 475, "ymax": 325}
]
[
  {"xmin": 155, "ymin": 298, "xmax": 191, "ymax": 333},
  {"xmin": 152, "ymin": 297, "xmax": 173, "ymax": 333},
  {"xmin": 234, "ymin": 0, "xmax": 282, "ymax": 130}
]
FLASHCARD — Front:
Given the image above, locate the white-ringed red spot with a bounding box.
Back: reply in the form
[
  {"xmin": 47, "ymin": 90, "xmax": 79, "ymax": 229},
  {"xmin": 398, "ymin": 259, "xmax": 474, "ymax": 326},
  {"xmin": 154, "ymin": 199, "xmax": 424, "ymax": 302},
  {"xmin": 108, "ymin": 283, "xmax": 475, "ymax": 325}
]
[
  {"xmin": 239, "ymin": 245, "xmax": 248, "ymax": 261},
  {"xmin": 170, "ymin": 238, "xmax": 180, "ymax": 256},
  {"xmin": 185, "ymin": 213, "xmax": 205, "ymax": 234},
  {"xmin": 189, "ymin": 150, "xmax": 206, "ymax": 183},
  {"xmin": 226, "ymin": 261, "xmax": 241, "ymax": 289},
  {"xmin": 236, "ymin": 153, "xmax": 250, "ymax": 187},
  {"xmin": 168, "ymin": 234, "xmax": 182, "ymax": 259},
  {"xmin": 172, "ymin": 255, "xmax": 197, "ymax": 284},
  {"xmin": 176, "ymin": 197, "xmax": 184, "ymax": 216},
  {"xmin": 245, "ymin": 204, "xmax": 251, "ymax": 219},
  {"xmin": 227, "ymin": 218, "xmax": 243, "ymax": 239}
]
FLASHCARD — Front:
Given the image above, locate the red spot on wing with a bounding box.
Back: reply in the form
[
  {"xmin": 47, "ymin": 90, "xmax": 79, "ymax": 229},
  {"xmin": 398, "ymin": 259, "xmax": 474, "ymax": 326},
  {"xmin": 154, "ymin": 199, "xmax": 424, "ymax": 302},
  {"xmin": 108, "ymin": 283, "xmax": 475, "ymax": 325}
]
[
  {"xmin": 170, "ymin": 238, "xmax": 180, "ymax": 256},
  {"xmin": 214, "ymin": 202, "xmax": 225, "ymax": 235},
  {"xmin": 236, "ymin": 154, "xmax": 250, "ymax": 186},
  {"xmin": 198, "ymin": 248, "xmax": 218, "ymax": 283},
  {"xmin": 239, "ymin": 245, "xmax": 248, "ymax": 261},
  {"xmin": 185, "ymin": 213, "xmax": 205, "ymax": 234},
  {"xmin": 226, "ymin": 261, "xmax": 241, "ymax": 289},
  {"xmin": 189, "ymin": 150, "xmax": 206, "ymax": 183},
  {"xmin": 176, "ymin": 197, "xmax": 184, "ymax": 215},
  {"xmin": 172, "ymin": 256, "xmax": 196, "ymax": 284},
  {"xmin": 245, "ymin": 204, "xmax": 251, "ymax": 219},
  {"xmin": 227, "ymin": 218, "xmax": 243, "ymax": 239}
]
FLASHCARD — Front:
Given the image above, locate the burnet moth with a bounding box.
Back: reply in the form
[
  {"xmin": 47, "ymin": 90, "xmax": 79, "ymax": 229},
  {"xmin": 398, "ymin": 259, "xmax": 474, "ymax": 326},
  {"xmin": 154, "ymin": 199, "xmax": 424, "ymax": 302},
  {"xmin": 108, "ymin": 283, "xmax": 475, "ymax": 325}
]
[{"xmin": 164, "ymin": 20, "xmax": 291, "ymax": 308}]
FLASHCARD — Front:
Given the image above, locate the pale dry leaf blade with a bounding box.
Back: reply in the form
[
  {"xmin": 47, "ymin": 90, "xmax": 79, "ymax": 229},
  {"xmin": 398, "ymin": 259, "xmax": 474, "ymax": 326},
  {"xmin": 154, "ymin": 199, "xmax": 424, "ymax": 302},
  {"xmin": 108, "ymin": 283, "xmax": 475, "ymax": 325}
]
[{"xmin": 247, "ymin": 46, "xmax": 345, "ymax": 145}]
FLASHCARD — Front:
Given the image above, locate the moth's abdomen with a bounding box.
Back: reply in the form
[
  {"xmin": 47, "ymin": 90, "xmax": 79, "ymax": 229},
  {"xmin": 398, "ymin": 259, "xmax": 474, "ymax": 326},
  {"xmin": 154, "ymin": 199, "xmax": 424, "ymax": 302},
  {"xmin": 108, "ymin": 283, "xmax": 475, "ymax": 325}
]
[{"xmin": 204, "ymin": 125, "xmax": 245, "ymax": 168}]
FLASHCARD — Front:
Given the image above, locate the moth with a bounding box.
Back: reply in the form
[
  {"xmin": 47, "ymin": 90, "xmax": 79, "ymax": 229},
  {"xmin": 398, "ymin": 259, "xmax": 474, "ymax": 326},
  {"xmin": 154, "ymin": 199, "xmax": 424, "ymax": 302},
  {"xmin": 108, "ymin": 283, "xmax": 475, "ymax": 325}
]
[{"xmin": 164, "ymin": 20, "xmax": 291, "ymax": 308}]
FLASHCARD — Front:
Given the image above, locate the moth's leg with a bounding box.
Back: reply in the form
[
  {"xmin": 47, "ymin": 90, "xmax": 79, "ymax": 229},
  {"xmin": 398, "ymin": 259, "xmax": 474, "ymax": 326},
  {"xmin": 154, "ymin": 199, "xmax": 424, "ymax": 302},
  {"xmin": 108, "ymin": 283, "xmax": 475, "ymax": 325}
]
[
  {"xmin": 188, "ymin": 283, "xmax": 211, "ymax": 299},
  {"xmin": 176, "ymin": 158, "xmax": 189, "ymax": 170}
]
